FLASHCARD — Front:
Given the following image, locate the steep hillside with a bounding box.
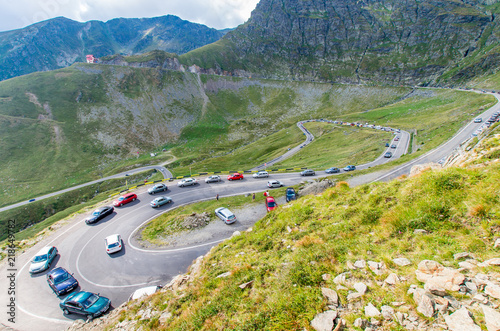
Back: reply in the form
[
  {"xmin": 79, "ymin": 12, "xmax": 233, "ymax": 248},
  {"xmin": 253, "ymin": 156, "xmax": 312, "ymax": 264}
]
[
  {"xmin": 70, "ymin": 125, "xmax": 500, "ymax": 330},
  {"xmin": 0, "ymin": 15, "xmax": 225, "ymax": 81},
  {"xmin": 180, "ymin": 0, "xmax": 500, "ymax": 86},
  {"xmin": 0, "ymin": 63, "xmax": 415, "ymax": 206}
]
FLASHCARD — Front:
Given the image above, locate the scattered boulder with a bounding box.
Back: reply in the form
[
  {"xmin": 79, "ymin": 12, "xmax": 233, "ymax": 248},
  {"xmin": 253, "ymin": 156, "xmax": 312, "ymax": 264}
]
[
  {"xmin": 181, "ymin": 212, "xmax": 210, "ymax": 229},
  {"xmin": 364, "ymin": 303, "xmax": 381, "ymax": 317},
  {"xmin": 416, "ymin": 294, "xmax": 434, "ymax": 318},
  {"xmin": 368, "ymin": 261, "xmax": 385, "ymax": 275},
  {"xmin": 353, "ymin": 282, "xmax": 368, "ymax": 295},
  {"xmin": 353, "ymin": 317, "xmax": 367, "ymax": 328},
  {"xmin": 494, "ymin": 238, "xmax": 500, "ymax": 248},
  {"xmin": 393, "ymin": 258, "xmax": 411, "ymax": 267},
  {"xmin": 334, "ymin": 272, "xmax": 350, "ymax": 285},
  {"xmin": 444, "ymin": 307, "xmax": 481, "ymax": 331},
  {"xmin": 453, "ymin": 252, "xmax": 472, "ymax": 260},
  {"xmin": 310, "ymin": 310, "xmax": 338, "ymax": 331},
  {"xmin": 381, "ymin": 305, "xmax": 394, "ymax": 320},
  {"xmin": 354, "ymin": 260, "xmax": 366, "ymax": 269},
  {"xmin": 384, "ymin": 273, "xmax": 400, "ymax": 285},
  {"xmin": 321, "ymin": 288, "xmax": 339, "ymax": 306},
  {"xmin": 480, "ymin": 258, "xmax": 500, "ymax": 267},
  {"xmin": 485, "ymin": 282, "xmax": 500, "ymax": 299},
  {"xmin": 415, "ymin": 260, "xmax": 465, "ymax": 292},
  {"xmin": 216, "ymin": 271, "xmax": 231, "ymax": 279},
  {"xmin": 482, "ymin": 305, "xmax": 500, "ymax": 331}
]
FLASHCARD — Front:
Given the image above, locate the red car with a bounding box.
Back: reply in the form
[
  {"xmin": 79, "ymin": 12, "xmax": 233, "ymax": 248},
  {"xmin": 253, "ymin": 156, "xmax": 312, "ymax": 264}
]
[
  {"xmin": 265, "ymin": 196, "xmax": 278, "ymax": 212},
  {"xmin": 227, "ymin": 173, "xmax": 244, "ymax": 181},
  {"xmin": 113, "ymin": 193, "xmax": 137, "ymax": 207}
]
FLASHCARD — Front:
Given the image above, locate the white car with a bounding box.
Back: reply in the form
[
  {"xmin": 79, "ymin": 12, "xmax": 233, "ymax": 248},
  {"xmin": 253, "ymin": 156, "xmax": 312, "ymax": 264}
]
[
  {"xmin": 205, "ymin": 175, "xmax": 221, "ymax": 183},
  {"xmin": 267, "ymin": 180, "xmax": 284, "ymax": 188},
  {"xmin": 253, "ymin": 171, "xmax": 269, "ymax": 178},
  {"xmin": 474, "ymin": 118, "xmax": 482, "ymax": 123},
  {"xmin": 177, "ymin": 178, "xmax": 197, "ymax": 187},
  {"xmin": 105, "ymin": 234, "xmax": 122, "ymax": 254},
  {"xmin": 129, "ymin": 285, "xmax": 162, "ymax": 301},
  {"xmin": 29, "ymin": 246, "xmax": 58, "ymax": 274},
  {"xmin": 215, "ymin": 207, "xmax": 237, "ymax": 224}
]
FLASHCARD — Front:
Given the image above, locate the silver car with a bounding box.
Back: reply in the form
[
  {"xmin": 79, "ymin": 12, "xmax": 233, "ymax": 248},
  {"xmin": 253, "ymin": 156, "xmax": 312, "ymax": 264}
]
[
  {"xmin": 267, "ymin": 180, "xmax": 284, "ymax": 188},
  {"xmin": 148, "ymin": 183, "xmax": 168, "ymax": 194},
  {"xmin": 177, "ymin": 178, "xmax": 197, "ymax": 187},
  {"xmin": 215, "ymin": 207, "xmax": 237, "ymax": 224},
  {"xmin": 205, "ymin": 175, "xmax": 221, "ymax": 183},
  {"xmin": 252, "ymin": 171, "xmax": 269, "ymax": 178}
]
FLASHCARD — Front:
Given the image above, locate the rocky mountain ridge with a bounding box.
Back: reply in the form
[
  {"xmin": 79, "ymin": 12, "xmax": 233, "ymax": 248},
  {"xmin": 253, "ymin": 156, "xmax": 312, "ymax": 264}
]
[
  {"xmin": 0, "ymin": 15, "xmax": 226, "ymax": 81},
  {"xmin": 181, "ymin": 0, "xmax": 500, "ymax": 86}
]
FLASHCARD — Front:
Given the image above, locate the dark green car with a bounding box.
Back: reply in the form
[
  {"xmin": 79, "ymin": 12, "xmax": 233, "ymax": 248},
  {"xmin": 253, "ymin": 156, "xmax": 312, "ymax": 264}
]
[{"xmin": 60, "ymin": 291, "xmax": 110, "ymax": 320}]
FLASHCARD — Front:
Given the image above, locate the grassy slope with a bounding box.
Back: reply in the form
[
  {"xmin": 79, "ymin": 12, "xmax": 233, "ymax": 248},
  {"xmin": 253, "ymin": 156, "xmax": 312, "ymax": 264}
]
[{"xmin": 99, "ymin": 131, "xmax": 500, "ymax": 330}]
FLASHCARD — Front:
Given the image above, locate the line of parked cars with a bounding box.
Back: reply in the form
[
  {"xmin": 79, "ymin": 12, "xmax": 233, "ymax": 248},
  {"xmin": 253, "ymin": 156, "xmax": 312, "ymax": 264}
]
[{"xmin": 29, "ymin": 246, "xmax": 111, "ymax": 321}]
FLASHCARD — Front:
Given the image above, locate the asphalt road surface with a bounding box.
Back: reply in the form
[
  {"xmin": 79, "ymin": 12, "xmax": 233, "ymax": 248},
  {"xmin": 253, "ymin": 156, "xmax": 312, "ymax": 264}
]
[{"xmin": 0, "ymin": 91, "xmax": 498, "ymax": 331}]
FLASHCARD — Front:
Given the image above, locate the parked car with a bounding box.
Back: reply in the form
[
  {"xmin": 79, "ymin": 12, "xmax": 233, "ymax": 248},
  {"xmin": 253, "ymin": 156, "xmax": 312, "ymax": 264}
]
[
  {"xmin": 227, "ymin": 173, "xmax": 244, "ymax": 181},
  {"xmin": 47, "ymin": 267, "xmax": 78, "ymax": 296},
  {"xmin": 474, "ymin": 118, "xmax": 482, "ymax": 123},
  {"xmin": 394, "ymin": 136, "xmax": 400, "ymax": 141},
  {"xmin": 148, "ymin": 183, "xmax": 168, "ymax": 194},
  {"xmin": 205, "ymin": 175, "xmax": 221, "ymax": 183},
  {"xmin": 104, "ymin": 234, "xmax": 122, "ymax": 254},
  {"xmin": 60, "ymin": 291, "xmax": 111, "ymax": 320},
  {"xmin": 385, "ymin": 142, "xmax": 390, "ymax": 147},
  {"xmin": 29, "ymin": 246, "xmax": 58, "ymax": 274},
  {"xmin": 325, "ymin": 167, "xmax": 340, "ymax": 174},
  {"xmin": 113, "ymin": 193, "xmax": 137, "ymax": 207},
  {"xmin": 177, "ymin": 178, "xmax": 197, "ymax": 187},
  {"xmin": 390, "ymin": 144, "xmax": 397, "ymax": 149},
  {"xmin": 265, "ymin": 196, "xmax": 278, "ymax": 212},
  {"xmin": 343, "ymin": 165, "xmax": 356, "ymax": 171},
  {"xmin": 252, "ymin": 171, "xmax": 269, "ymax": 178},
  {"xmin": 300, "ymin": 169, "xmax": 315, "ymax": 176},
  {"xmin": 215, "ymin": 207, "xmax": 237, "ymax": 224},
  {"xmin": 129, "ymin": 285, "xmax": 162, "ymax": 301},
  {"xmin": 85, "ymin": 206, "xmax": 114, "ymax": 224},
  {"xmin": 286, "ymin": 187, "xmax": 297, "ymax": 202},
  {"xmin": 267, "ymin": 180, "xmax": 284, "ymax": 188},
  {"xmin": 150, "ymin": 196, "xmax": 172, "ymax": 208},
  {"xmin": 384, "ymin": 151, "xmax": 393, "ymax": 158}
]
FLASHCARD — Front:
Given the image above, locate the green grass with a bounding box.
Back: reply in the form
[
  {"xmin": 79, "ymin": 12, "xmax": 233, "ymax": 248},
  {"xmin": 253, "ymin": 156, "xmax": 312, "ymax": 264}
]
[
  {"xmin": 272, "ymin": 122, "xmax": 392, "ymax": 169},
  {"xmin": 140, "ymin": 193, "xmax": 277, "ymax": 245}
]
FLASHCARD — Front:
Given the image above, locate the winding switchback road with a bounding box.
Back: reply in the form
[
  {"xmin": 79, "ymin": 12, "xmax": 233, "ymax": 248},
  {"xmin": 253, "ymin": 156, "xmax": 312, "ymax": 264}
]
[{"xmin": 1, "ymin": 91, "xmax": 498, "ymax": 331}]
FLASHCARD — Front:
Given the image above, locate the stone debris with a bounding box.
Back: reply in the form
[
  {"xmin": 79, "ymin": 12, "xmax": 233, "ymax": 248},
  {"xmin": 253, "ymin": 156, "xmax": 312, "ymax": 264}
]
[
  {"xmin": 444, "ymin": 307, "xmax": 481, "ymax": 331},
  {"xmin": 393, "ymin": 257, "xmax": 411, "ymax": 266},
  {"xmin": 321, "ymin": 288, "xmax": 339, "ymax": 306},
  {"xmin": 364, "ymin": 303, "xmax": 381, "ymax": 317},
  {"xmin": 310, "ymin": 310, "xmax": 338, "ymax": 331},
  {"xmin": 482, "ymin": 305, "xmax": 500, "ymax": 331},
  {"xmin": 354, "ymin": 259, "xmax": 366, "ymax": 269},
  {"xmin": 353, "ymin": 282, "xmax": 367, "ymax": 295},
  {"xmin": 384, "ymin": 273, "xmax": 400, "ymax": 285},
  {"xmin": 368, "ymin": 261, "xmax": 385, "ymax": 275}
]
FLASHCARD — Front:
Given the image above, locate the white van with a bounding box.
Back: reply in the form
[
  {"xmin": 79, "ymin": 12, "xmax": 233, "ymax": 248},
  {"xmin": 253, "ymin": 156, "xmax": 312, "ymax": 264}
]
[{"xmin": 252, "ymin": 171, "xmax": 269, "ymax": 178}]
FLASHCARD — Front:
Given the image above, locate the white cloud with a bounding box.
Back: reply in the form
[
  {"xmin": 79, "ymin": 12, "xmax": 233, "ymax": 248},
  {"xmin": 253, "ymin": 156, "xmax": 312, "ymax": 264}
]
[{"xmin": 0, "ymin": 0, "xmax": 259, "ymax": 32}]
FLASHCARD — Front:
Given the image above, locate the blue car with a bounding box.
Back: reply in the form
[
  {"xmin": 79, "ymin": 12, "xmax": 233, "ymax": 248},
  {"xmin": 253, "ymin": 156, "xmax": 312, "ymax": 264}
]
[
  {"xmin": 343, "ymin": 165, "xmax": 356, "ymax": 172},
  {"xmin": 47, "ymin": 267, "xmax": 78, "ymax": 296},
  {"xmin": 286, "ymin": 187, "xmax": 297, "ymax": 202},
  {"xmin": 325, "ymin": 167, "xmax": 340, "ymax": 174},
  {"xmin": 60, "ymin": 291, "xmax": 111, "ymax": 320}
]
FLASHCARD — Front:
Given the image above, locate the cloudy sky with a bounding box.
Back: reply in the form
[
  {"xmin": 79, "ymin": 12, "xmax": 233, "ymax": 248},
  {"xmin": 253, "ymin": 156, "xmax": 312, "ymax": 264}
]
[{"xmin": 0, "ymin": 0, "xmax": 260, "ymax": 32}]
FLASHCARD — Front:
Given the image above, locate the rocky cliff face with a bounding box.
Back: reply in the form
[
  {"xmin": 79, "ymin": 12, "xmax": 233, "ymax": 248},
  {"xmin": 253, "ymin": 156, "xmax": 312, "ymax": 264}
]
[
  {"xmin": 183, "ymin": 0, "xmax": 499, "ymax": 85},
  {"xmin": 0, "ymin": 16, "xmax": 226, "ymax": 81}
]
